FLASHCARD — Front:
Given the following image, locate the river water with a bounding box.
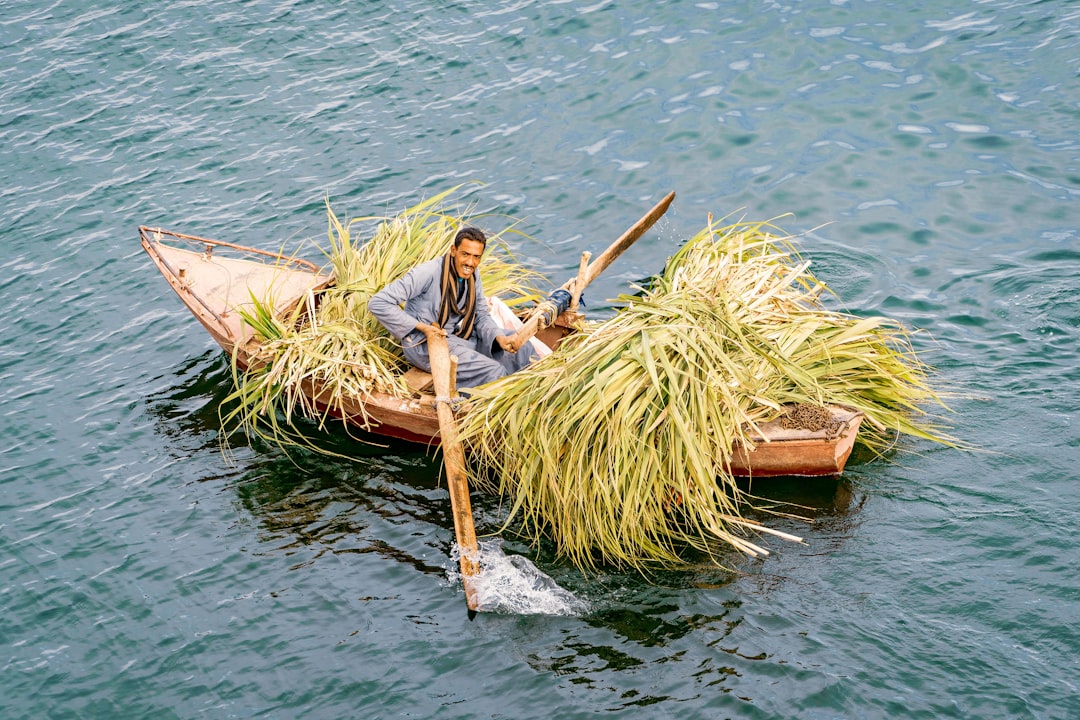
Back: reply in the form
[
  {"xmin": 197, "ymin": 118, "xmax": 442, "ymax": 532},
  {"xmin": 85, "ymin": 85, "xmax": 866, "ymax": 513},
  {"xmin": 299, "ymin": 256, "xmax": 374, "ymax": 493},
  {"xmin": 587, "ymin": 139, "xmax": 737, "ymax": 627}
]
[{"xmin": 2, "ymin": 1, "xmax": 1078, "ymax": 718}]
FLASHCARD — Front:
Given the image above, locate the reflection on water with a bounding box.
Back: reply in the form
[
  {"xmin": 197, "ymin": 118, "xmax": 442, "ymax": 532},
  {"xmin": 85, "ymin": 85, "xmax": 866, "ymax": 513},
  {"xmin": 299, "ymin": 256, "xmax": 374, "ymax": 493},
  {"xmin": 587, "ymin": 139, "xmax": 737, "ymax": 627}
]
[
  {"xmin": 504, "ymin": 577, "xmax": 753, "ymax": 706},
  {"xmin": 146, "ymin": 352, "xmax": 236, "ymax": 453},
  {"xmin": 146, "ymin": 351, "xmax": 462, "ymax": 577},
  {"xmin": 139, "ymin": 341, "xmax": 928, "ymax": 711},
  {"xmin": 147, "ymin": 346, "xmax": 875, "ymax": 589}
]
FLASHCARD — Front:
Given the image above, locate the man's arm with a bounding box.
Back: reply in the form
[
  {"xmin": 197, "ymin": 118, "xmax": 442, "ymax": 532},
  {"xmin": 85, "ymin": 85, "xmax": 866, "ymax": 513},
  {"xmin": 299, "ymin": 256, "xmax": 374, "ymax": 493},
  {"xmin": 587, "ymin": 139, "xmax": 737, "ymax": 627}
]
[{"xmin": 367, "ymin": 264, "xmax": 436, "ymax": 340}]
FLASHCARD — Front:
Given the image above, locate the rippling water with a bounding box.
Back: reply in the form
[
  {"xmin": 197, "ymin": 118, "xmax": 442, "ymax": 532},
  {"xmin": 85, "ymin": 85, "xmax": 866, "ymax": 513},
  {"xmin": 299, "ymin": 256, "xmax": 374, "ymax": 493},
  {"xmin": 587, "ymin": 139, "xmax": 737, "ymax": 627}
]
[{"xmin": 2, "ymin": 1, "xmax": 1078, "ymax": 718}]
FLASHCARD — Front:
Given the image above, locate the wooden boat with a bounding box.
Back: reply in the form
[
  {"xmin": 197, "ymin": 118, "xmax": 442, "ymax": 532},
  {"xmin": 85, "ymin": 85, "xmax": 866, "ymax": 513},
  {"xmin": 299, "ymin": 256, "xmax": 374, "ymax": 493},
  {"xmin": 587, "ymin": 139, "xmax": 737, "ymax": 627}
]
[{"xmin": 140, "ymin": 225, "xmax": 864, "ymax": 476}]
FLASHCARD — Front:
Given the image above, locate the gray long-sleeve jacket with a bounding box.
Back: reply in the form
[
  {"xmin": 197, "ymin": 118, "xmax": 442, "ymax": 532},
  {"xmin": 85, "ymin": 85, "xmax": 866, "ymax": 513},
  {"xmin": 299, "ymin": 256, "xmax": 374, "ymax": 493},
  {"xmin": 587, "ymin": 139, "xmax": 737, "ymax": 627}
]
[{"xmin": 367, "ymin": 256, "xmax": 505, "ymax": 357}]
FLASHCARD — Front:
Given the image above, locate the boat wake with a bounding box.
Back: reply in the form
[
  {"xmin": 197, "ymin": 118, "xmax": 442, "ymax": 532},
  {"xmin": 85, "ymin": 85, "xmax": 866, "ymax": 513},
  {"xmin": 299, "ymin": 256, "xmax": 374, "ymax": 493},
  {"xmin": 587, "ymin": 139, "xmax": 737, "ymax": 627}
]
[{"xmin": 450, "ymin": 540, "xmax": 587, "ymax": 616}]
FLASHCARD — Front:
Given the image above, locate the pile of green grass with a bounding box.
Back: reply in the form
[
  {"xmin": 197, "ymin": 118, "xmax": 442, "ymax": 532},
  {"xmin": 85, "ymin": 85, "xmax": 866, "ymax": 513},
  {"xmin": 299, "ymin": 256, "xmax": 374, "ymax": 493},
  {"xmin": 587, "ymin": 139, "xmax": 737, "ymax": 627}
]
[
  {"xmin": 224, "ymin": 192, "xmax": 954, "ymax": 572},
  {"xmin": 221, "ymin": 187, "xmax": 545, "ymax": 450},
  {"xmin": 458, "ymin": 218, "xmax": 954, "ymax": 571}
]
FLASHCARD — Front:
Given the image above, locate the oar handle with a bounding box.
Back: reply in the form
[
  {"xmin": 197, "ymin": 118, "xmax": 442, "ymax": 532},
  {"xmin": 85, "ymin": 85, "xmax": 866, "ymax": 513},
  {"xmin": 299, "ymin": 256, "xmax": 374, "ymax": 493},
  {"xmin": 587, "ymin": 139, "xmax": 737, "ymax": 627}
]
[
  {"xmin": 505, "ymin": 191, "xmax": 675, "ymax": 351},
  {"xmin": 570, "ymin": 251, "xmax": 591, "ymax": 312}
]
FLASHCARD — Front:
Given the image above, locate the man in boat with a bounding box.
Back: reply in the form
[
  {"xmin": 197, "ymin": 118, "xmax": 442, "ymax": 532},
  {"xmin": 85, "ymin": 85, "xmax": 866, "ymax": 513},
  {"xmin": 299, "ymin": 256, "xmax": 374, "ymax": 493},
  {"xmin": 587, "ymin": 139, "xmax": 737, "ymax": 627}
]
[{"xmin": 368, "ymin": 226, "xmax": 541, "ymax": 390}]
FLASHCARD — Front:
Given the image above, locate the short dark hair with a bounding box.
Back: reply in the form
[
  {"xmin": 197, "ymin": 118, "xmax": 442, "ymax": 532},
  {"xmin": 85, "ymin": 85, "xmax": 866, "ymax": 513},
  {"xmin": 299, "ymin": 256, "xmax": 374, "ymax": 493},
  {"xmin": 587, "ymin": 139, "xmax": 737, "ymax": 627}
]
[{"xmin": 454, "ymin": 226, "xmax": 486, "ymax": 247}]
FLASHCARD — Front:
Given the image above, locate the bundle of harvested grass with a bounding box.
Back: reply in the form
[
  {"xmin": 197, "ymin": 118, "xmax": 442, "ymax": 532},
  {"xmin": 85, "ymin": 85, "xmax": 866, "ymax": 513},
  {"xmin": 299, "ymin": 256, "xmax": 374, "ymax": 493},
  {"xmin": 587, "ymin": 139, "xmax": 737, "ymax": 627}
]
[
  {"xmin": 459, "ymin": 218, "xmax": 953, "ymax": 571},
  {"xmin": 221, "ymin": 187, "xmax": 546, "ymax": 448}
]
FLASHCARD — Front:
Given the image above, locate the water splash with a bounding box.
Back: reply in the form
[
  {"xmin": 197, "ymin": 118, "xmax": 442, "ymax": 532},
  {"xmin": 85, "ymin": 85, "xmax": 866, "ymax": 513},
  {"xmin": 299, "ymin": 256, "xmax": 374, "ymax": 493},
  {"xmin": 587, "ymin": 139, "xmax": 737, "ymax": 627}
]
[{"xmin": 449, "ymin": 540, "xmax": 587, "ymax": 616}]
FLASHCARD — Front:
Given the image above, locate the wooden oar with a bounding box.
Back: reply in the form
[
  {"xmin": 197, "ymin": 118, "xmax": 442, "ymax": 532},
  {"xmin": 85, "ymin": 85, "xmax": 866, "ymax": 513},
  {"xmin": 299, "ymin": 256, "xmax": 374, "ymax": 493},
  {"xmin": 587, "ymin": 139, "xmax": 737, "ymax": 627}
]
[
  {"xmin": 574, "ymin": 189, "xmax": 675, "ymax": 291},
  {"xmin": 426, "ymin": 329, "xmax": 482, "ymax": 612},
  {"xmin": 505, "ymin": 190, "xmax": 675, "ymax": 350}
]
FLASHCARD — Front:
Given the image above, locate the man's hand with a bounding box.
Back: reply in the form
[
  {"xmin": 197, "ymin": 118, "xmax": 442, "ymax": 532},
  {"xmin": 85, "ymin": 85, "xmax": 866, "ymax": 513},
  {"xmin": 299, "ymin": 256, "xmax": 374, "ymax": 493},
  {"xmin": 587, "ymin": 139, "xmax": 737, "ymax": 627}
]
[
  {"xmin": 496, "ymin": 334, "xmax": 521, "ymax": 354},
  {"xmin": 417, "ymin": 322, "xmax": 447, "ymax": 340}
]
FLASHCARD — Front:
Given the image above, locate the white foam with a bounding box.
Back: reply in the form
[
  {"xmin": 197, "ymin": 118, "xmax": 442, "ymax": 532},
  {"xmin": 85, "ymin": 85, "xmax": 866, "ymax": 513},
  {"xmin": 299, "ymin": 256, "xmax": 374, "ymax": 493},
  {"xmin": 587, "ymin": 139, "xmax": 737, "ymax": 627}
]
[{"xmin": 449, "ymin": 540, "xmax": 588, "ymax": 616}]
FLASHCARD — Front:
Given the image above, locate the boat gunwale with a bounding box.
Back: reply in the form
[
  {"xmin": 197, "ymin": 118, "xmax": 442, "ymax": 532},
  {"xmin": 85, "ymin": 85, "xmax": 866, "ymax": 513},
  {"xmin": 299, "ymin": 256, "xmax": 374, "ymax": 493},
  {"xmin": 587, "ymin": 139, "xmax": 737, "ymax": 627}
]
[
  {"xmin": 140, "ymin": 226, "xmax": 332, "ymax": 345},
  {"xmin": 138, "ymin": 226, "xmax": 322, "ymax": 272}
]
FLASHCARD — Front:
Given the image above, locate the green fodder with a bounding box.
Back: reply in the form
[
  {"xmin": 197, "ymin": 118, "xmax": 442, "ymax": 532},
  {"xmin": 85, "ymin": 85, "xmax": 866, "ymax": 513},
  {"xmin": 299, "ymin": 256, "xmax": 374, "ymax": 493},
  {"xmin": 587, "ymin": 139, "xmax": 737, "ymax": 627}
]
[
  {"xmin": 221, "ymin": 187, "xmax": 547, "ymax": 450},
  {"xmin": 459, "ymin": 218, "xmax": 955, "ymax": 572}
]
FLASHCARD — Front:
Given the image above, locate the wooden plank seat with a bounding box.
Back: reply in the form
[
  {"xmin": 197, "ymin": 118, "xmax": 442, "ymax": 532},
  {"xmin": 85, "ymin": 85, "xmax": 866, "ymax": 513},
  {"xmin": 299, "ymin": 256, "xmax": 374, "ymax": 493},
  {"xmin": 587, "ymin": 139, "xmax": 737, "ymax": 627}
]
[{"xmin": 402, "ymin": 367, "xmax": 434, "ymax": 394}]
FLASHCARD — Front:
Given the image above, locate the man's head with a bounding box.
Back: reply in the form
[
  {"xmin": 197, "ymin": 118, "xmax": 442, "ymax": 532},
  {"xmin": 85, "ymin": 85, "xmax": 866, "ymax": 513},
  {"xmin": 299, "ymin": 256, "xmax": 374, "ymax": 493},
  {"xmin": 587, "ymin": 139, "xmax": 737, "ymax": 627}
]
[{"xmin": 450, "ymin": 227, "xmax": 486, "ymax": 279}]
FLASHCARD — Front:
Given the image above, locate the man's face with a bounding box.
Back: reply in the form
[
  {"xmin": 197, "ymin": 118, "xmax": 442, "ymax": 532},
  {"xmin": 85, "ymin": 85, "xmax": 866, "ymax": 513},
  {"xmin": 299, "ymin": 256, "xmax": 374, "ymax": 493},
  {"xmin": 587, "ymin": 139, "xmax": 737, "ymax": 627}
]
[{"xmin": 450, "ymin": 238, "xmax": 485, "ymax": 279}]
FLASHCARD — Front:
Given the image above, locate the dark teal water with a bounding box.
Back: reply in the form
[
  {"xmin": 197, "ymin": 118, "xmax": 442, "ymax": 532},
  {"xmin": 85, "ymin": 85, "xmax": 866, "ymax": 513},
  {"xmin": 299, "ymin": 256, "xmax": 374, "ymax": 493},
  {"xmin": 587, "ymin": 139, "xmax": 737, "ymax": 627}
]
[{"xmin": 2, "ymin": 1, "xmax": 1078, "ymax": 718}]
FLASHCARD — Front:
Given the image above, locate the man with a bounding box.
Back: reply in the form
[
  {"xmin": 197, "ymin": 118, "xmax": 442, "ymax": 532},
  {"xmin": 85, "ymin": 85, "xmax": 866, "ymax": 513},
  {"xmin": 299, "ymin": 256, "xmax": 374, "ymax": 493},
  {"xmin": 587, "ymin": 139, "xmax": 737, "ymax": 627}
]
[{"xmin": 368, "ymin": 226, "xmax": 539, "ymax": 390}]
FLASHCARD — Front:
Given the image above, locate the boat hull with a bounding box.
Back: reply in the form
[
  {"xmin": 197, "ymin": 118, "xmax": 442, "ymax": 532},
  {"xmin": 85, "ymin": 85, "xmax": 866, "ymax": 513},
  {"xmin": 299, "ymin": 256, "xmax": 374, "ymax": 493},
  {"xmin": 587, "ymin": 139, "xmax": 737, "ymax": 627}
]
[
  {"xmin": 141, "ymin": 227, "xmax": 864, "ymax": 476},
  {"xmin": 727, "ymin": 411, "xmax": 863, "ymax": 477}
]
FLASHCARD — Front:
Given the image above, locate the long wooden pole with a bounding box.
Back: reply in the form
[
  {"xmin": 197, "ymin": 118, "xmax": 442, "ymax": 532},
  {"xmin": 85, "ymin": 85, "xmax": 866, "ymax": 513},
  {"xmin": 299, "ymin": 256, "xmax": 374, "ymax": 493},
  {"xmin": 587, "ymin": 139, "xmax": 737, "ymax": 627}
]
[
  {"xmin": 506, "ymin": 190, "xmax": 675, "ymax": 350},
  {"xmin": 576, "ymin": 190, "xmax": 675, "ymax": 290},
  {"xmin": 426, "ymin": 330, "xmax": 481, "ymax": 611}
]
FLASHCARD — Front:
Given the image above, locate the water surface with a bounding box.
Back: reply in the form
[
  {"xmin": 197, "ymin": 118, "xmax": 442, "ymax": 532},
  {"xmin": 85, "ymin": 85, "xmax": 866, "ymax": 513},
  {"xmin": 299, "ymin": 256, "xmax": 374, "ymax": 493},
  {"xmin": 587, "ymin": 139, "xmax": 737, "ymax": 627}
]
[{"xmin": 2, "ymin": 1, "xmax": 1078, "ymax": 718}]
